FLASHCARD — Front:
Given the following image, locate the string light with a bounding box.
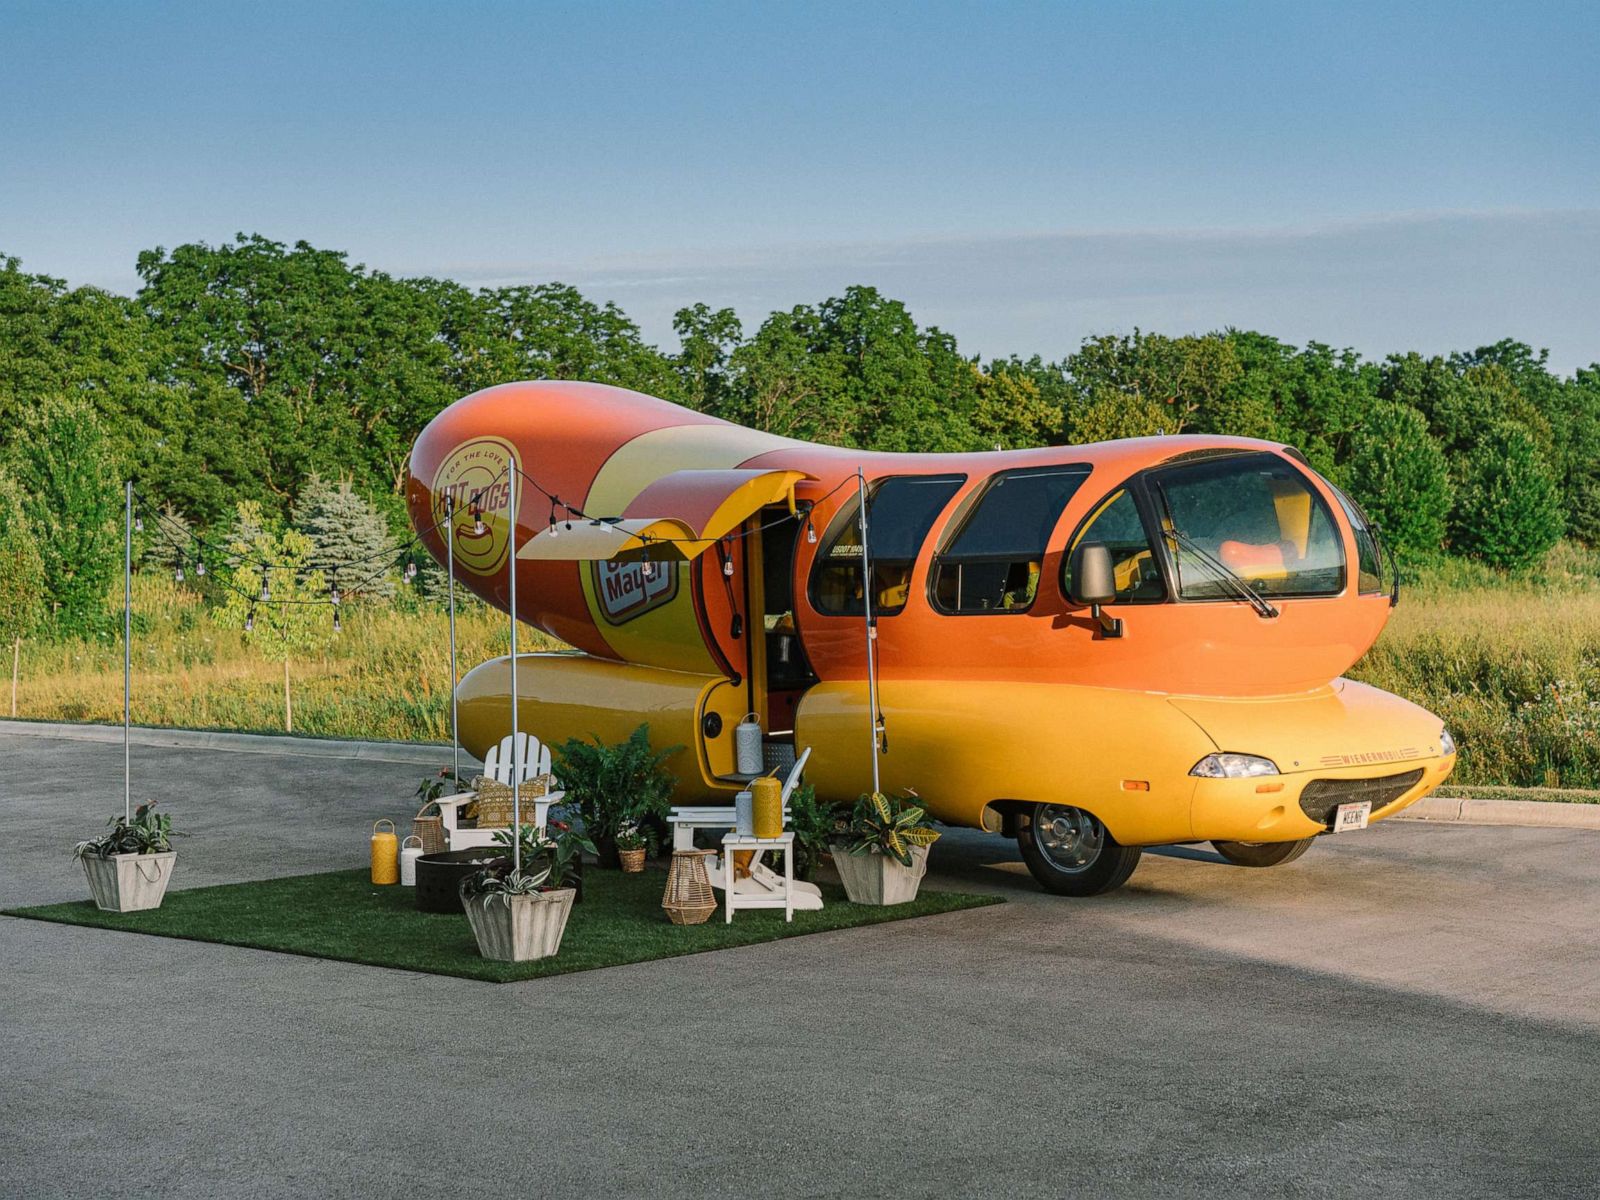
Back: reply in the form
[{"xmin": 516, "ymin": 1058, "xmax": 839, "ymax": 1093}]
[
  {"xmin": 195, "ymin": 559, "xmax": 205, "ymax": 577},
  {"xmin": 258, "ymin": 568, "xmax": 271, "ymax": 602},
  {"xmin": 134, "ymin": 516, "xmax": 143, "ymax": 533},
  {"xmin": 174, "ymin": 563, "xmax": 185, "ymax": 584},
  {"xmin": 806, "ymin": 519, "xmax": 817, "ymax": 544},
  {"xmin": 244, "ymin": 607, "xmax": 255, "ymax": 632},
  {"xmin": 332, "ymin": 610, "xmax": 342, "ymax": 634},
  {"xmin": 405, "ymin": 561, "xmax": 418, "ymax": 582},
  {"xmin": 548, "ymin": 500, "xmax": 559, "ymax": 537}
]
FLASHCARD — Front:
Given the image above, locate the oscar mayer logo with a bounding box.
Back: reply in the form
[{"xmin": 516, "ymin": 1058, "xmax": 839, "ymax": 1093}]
[
  {"xmin": 430, "ymin": 437, "xmax": 519, "ymax": 577},
  {"xmin": 593, "ymin": 559, "xmax": 678, "ymax": 625}
]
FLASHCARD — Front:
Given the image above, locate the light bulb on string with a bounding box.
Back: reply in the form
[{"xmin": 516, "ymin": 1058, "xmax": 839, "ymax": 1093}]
[
  {"xmin": 548, "ymin": 500, "xmax": 559, "ymax": 537},
  {"xmin": 405, "ymin": 561, "xmax": 418, "ymax": 582},
  {"xmin": 195, "ymin": 559, "xmax": 205, "ymax": 577},
  {"xmin": 244, "ymin": 608, "xmax": 255, "ymax": 633},
  {"xmin": 134, "ymin": 515, "xmax": 143, "ymax": 533},
  {"xmin": 259, "ymin": 569, "xmax": 271, "ymax": 603},
  {"xmin": 174, "ymin": 562, "xmax": 185, "ymax": 584},
  {"xmin": 330, "ymin": 573, "xmax": 341, "ymax": 606},
  {"xmin": 806, "ymin": 519, "xmax": 817, "ymax": 544},
  {"xmin": 722, "ymin": 544, "xmax": 734, "ymax": 577},
  {"xmin": 473, "ymin": 507, "xmax": 485, "ymax": 536},
  {"xmin": 332, "ymin": 610, "xmax": 342, "ymax": 634}
]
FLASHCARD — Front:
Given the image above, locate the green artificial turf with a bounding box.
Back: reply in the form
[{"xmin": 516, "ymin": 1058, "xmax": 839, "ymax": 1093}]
[{"xmin": 3, "ymin": 868, "xmax": 1002, "ymax": 983}]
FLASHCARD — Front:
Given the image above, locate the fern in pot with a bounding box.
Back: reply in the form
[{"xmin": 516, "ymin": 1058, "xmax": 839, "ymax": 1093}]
[
  {"xmin": 462, "ymin": 825, "xmax": 588, "ymax": 961},
  {"xmin": 832, "ymin": 790, "xmax": 940, "ymax": 906},
  {"xmin": 551, "ymin": 724, "xmax": 681, "ymax": 868},
  {"xmin": 73, "ymin": 801, "xmax": 183, "ymax": 913}
]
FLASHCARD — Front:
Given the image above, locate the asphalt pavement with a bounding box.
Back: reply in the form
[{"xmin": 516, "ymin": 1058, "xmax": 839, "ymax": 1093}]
[{"xmin": 2, "ymin": 730, "xmax": 1597, "ymax": 1199}]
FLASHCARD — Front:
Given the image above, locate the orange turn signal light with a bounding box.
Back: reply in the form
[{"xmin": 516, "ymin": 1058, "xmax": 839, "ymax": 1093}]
[
  {"xmin": 1120, "ymin": 779, "xmax": 1150, "ymax": 791},
  {"xmin": 1255, "ymin": 782, "xmax": 1285, "ymax": 794}
]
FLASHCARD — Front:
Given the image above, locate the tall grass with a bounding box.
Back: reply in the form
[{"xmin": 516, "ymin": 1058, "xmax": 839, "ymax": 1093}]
[
  {"xmin": 1347, "ymin": 542, "xmax": 1600, "ymax": 788},
  {"xmin": 10, "ymin": 547, "xmax": 1600, "ymax": 788},
  {"xmin": 7, "ymin": 576, "xmax": 558, "ymax": 742}
]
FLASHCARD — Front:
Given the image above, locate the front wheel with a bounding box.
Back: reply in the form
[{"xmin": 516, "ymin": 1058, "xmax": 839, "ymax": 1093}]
[
  {"xmin": 1017, "ymin": 804, "xmax": 1141, "ymax": 896},
  {"xmin": 1211, "ymin": 838, "xmax": 1315, "ymax": 868}
]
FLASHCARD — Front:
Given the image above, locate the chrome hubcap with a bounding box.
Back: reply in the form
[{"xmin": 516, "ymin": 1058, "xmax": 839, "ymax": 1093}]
[{"xmin": 1033, "ymin": 804, "xmax": 1104, "ymax": 873}]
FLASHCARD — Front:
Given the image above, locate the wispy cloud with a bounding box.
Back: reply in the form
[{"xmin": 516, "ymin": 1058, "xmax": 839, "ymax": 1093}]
[{"xmin": 448, "ymin": 209, "xmax": 1600, "ymax": 375}]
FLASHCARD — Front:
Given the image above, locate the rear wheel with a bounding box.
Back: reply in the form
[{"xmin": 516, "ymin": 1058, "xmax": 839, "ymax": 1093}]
[
  {"xmin": 1017, "ymin": 803, "xmax": 1141, "ymax": 896},
  {"xmin": 1211, "ymin": 838, "xmax": 1316, "ymax": 868}
]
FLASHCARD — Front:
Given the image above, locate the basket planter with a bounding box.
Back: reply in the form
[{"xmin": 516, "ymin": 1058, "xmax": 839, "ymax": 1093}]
[
  {"xmin": 831, "ymin": 843, "xmax": 929, "ymax": 906},
  {"xmin": 81, "ymin": 851, "xmax": 177, "ymax": 913},
  {"xmin": 619, "ymin": 848, "xmax": 647, "ymax": 873},
  {"xmin": 463, "ymin": 888, "xmax": 575, "ymax": 962}
]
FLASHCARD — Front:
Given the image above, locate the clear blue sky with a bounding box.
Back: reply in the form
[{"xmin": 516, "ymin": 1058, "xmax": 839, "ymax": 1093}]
[{"xmin": 3, "ymin": 0, "xmax": 1597, "ymax": 369}]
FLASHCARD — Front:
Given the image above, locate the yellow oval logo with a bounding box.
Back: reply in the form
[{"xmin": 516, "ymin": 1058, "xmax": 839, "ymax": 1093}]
[{"xmin": 430, "ymin": 437, "xmax": 520, "ymax": 577}]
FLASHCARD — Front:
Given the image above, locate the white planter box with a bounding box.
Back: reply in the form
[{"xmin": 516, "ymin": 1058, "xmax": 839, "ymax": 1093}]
[
  {"xmin": 463, "ymin": 888, "xmax": 575, "ymax": 961},
  {"xmin": 831, "ymin": 843, "xmax": 928, "ymax": 906},
  {"xmin": 81, "ymin": 851, "xmax": 176, "ymax": 913}
]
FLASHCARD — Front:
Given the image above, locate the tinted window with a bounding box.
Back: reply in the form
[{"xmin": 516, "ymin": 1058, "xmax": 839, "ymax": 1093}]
[
  {"xmin": 811, "ymin": 475, "xmax": 964, "ymax": 616},
  {"xmin": 932, "ymin": 465, "xmax": 1091, "ymax": 613},
  {"xmin": 1154, "ymin": 454, "xmax": 1344, "ymax": 599},
  {"xmin": 1065, "ymin": 489, "xmax": 1165, "ymax": 603},
  {"xmin": 1329, "ymin": 484, "xmax": 1383, "ymax": 594}
]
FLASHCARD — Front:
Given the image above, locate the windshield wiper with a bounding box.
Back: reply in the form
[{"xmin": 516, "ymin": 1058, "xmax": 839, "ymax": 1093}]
[{"xmin": 1163, "ymin": 528, "xmax": 1280, "ymax": 619}]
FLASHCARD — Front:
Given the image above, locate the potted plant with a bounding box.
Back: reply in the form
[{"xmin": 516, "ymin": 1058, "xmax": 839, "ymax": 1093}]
[
  {"xmin": 832, "ymin": 790, "xmax": 941, "ymax": 906},
  {"xmin": 73, "ymin": 801, "xmax": 183, "ymax": 913},
  {"xmin": 552, "ymin": 724, "xmax": 681, "ymax": 868},
  {"xmin": 786, "ymin": 782, "xmax": 844, "ymax": 883},
  {"xmin": 461, "ymin": 827, "xmax": 588, "ymax": 962},
  {"xmin": 614, "ymin": 819, "xmax": 658, "ymax": 873},
  {"xmin": 493, "ymin": 821, "xmax": 594, "ymax": 903}
]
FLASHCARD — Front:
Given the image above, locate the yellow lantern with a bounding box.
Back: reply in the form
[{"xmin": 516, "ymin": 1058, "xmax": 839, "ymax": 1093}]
[
  {"xmin": 370, "ymin": 819, "xmax": 399, "ymax": 885},
  {"xmin": 751, "ymin": 776, "xmax": 783, "ymax": 839}
]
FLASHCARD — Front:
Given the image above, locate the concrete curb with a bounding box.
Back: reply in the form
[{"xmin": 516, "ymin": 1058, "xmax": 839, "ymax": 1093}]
[
  {"xmin": 1397, "ymin": 794, "xmax": 1600, "ymax": 830},
  {"xmin": 0, "ymin": 719, "xmax": 472, "ymax": 768}
]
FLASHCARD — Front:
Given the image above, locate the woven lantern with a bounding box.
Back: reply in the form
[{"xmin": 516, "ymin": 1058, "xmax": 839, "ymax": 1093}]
[{"xmin": 662, "ymin": 849, "xmax": 717, "ymax": 925}]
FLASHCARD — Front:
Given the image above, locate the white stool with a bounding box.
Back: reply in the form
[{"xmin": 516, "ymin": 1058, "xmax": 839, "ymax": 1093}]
[{"xmin": 720, "ymin": 831, "xmax": 796, "ymax": 923}]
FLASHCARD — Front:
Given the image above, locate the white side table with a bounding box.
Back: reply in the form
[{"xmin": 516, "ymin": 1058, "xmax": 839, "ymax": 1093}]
[{"xmin": 720, "ymin": 831, "xmax": 795, "ymax": 923}]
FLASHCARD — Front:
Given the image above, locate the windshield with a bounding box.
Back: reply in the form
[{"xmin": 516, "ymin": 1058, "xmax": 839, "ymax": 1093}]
[{"xmin": 1152, "ymin": 453, "xmax": 1345, "ymax": 599}]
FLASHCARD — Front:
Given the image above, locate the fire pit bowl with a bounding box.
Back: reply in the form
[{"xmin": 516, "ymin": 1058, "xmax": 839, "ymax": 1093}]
[{"xmin": 415, "ymin": 849, "xmax": 510, "ymax": 914}]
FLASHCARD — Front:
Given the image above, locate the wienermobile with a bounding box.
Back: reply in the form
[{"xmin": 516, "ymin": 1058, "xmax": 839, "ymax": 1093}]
[{"xmin": 406, "ymin": 381, "xmax": 1456, "ymax": 896}]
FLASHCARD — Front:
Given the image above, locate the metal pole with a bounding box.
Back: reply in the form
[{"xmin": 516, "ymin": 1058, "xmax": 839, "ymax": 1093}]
[
  {"xmin": 123, "ymin": 480, "xmax": 132, "ymax": 822},
  {"xmin": 856, "ymin": 469, "xmax": 881, "ymax": 796},
  {"xmin": 446, "ymin": 495, "xmax": 460, "ymax": 787},
  {"xmin": 507, "ymin": 467, "xmax": 521, "ymax": 874}
]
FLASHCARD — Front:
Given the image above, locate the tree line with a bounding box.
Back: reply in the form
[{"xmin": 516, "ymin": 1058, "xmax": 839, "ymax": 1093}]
[{"xmin": 1, "ymin": 233, "xmax": 1594, "ymax": 641}]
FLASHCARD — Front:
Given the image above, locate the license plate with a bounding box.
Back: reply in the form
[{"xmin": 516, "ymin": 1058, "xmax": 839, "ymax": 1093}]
[{"xmin": 1332, "ymin": 801, "xmax": 1371, "ymax": 833}]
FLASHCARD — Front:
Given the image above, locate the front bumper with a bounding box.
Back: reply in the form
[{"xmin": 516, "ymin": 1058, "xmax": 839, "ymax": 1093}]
[{"xmin": 1190, "ymin": 752, "xmax": 1457, "ymax": 842}]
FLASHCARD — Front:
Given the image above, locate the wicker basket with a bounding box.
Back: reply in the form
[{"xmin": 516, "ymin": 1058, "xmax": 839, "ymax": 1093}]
[
  {"xmin": 469, "ymin": 774, "xmax": 552, "ymax": 827},
  {"xmin": 662, "ymin": 849, "xmax": 717, "ymax": 925},
  {"xmin": 619, "ymin": 847, "xmax": 647, "ymax": 873},
  {"xmin": 412, "ymin": 801, "xmax": 446, "ymax": 855}
]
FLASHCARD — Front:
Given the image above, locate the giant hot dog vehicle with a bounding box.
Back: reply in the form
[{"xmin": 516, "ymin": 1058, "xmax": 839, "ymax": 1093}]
[{"xmin": 406, "ymin": 381, "xmax": 1456, "ymax": 896}]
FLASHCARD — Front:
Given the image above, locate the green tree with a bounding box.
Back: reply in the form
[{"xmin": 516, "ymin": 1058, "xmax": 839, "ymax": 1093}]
[
  {"xmin": 294, "ymin": 475, "xmax": 398, "ymax": 600},
  {"xmin": 1343, "ymin": 402, "xmax": 1452, "ymax": 555},
  {"xmin": 218, "ymin": 500, "xmax": 335, "ymax": 731},
  {"xmin": 971, "ymin": 364, "xmax": 1060, "ymax": 448},
  {"xmin": 1449, "ymin": 423, "xmax": 1564, "ymax": 569},
  {"xmin": 10, "ymin": 397, "xmax": 120, "ymax": 636},
  {"xmin": 0, "ymin": 471, "xmax": 46, "ymax": 648},
  {"xmin": 672, "ymin": 302, "xmax": 743, "ymax": 413}
]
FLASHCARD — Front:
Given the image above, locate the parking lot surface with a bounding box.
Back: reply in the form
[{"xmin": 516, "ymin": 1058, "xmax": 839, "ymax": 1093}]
[{"xmin": 2, "ymin": 730, "xmax": 1596, "ymax": 1198}]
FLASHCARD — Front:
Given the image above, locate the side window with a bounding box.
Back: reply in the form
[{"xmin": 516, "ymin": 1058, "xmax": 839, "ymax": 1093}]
[
  {"xmin": 1154, "ymin": 454, "xmax": 1345, "ymax": 599},
  {"xmin": 1329, "ymin": 484, "xmax": 1383, "ymax": 595},
  {"xmin": 810, "ymin": 475, "xmax": 964, "ymax": 616},
  {"xmin": 932, "ymin": 465, "xmax": 1091, "ymax": 614},
  {"xmin": 1065, "ymin": 489, "xmax": 1165, "ymax": 602}
]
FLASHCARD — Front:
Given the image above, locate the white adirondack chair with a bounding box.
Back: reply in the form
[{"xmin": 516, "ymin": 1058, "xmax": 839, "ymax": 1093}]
[
  {"xmin": 669, "ymin": 746, "xmax": 823, "ymax": 910},
  {"xmin": 435, "ymin": 732, "xmax": 565, "ymax": 851}
]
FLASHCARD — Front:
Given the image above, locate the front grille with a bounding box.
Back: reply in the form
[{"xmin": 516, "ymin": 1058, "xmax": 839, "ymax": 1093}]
[{"xmin": 1299, "ymin": 769, "xmax": 1424, "ymax": 826}]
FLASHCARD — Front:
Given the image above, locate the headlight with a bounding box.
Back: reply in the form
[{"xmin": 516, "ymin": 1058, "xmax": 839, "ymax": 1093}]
[
  {"xmin": 1440, "ymin": 729, "xmax": 1456, "ymax": 756},
  {"xmin": 1189, "ymin": 752, "xmax": 1280, "ymax": 779}
]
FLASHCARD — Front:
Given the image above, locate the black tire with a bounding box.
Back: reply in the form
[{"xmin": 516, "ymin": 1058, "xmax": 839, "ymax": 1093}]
[
  {"xmin": 1017, "ymin": 803, "xmax": 1142, "ymax": 896},
  {"xmin": 1211, "ymin": 838, "xmax": 1316, "ymax": 868}
]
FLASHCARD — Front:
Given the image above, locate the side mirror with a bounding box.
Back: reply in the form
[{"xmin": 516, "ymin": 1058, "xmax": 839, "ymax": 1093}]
[{"xmin": 1068, "ymin": 542, "xmax": 1124, "ymax": 638}]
